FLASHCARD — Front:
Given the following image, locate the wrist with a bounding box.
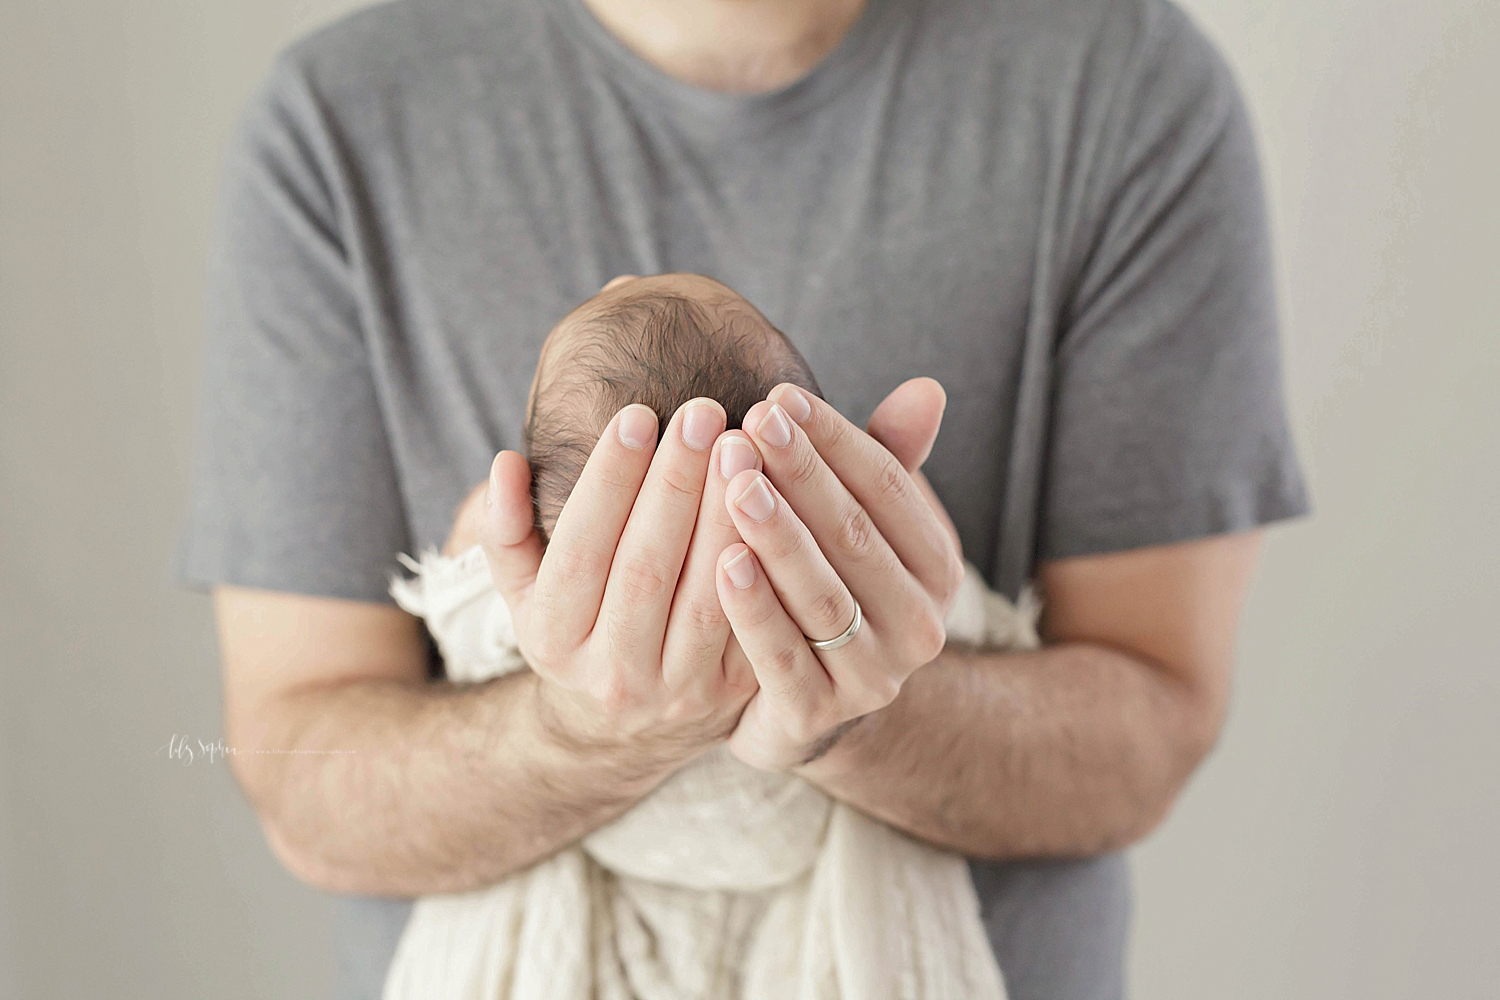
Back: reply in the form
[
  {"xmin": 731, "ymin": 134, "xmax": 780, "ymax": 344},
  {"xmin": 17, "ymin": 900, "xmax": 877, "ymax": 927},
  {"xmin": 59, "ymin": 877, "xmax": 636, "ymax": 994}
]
[
  {"xmin": 526, "ymin": 674, "xmax": 702, "ymax": 784},
  {"xmin": 792, "ymin": 712, "xmax": 872, "ymax": 784}
]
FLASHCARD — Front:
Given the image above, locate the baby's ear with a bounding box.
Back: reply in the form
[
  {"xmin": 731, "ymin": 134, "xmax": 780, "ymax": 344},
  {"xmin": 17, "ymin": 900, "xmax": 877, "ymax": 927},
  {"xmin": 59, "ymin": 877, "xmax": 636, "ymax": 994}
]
[{"xmin": 866, "ymin": 377, "xmax": 946, "ymax": 471}]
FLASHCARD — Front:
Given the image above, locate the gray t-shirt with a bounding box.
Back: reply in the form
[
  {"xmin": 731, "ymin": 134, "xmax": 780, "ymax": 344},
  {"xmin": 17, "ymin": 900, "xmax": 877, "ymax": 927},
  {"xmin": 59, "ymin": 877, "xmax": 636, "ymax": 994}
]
[{"xmin": 178, "ymin": 0, "xmax": 1308, "ymax": 995}]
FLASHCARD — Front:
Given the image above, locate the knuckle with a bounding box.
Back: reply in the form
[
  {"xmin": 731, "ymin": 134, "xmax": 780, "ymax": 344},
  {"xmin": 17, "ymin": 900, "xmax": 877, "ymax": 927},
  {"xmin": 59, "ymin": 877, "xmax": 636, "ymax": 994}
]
[
  {"xmin": 820, "ymin": 413, "xmax": 854, "ymax": 451},
  {"xmin": 733, "ymin": 592, "xmax": 784, "ymax": 631},
  {"xmin": 832, "ymin": 504, "xmax": 876, "ymax": 561},
  {"xmin": 603, "ymin": 613, "xmax": 643, "ymax": 662},
  {"xmin": 769, "ymin": 527, "xmax": 807, "ymax": 563},
  {"xmin": 597, "ymin": 458, "xmax": 644, "ymax": 493},
  {"xmin": 597, "ymin": 673, "xmax": 639, "ymax": 716},
  {"xmin": 905, "ymin": 609, "xmax": 948, "ymax": 665},
  {"xmin": 659, "ymin": 692, "xmax": 705, "ymax": 724},
  {"xmin": 682, "ymin": 597, "xmax": 726, "ymax": 635},
  {"xmin": 786, "ymin": 442, "xmax": 823, "ymax": 488},
  {"xmin": 550, "ymin": 545, "xmax": 597, "ymax": 588},
  {"xmin": 767, "ymin": 642, "xmax": 804, "ymax": 677},
  {"xmin": 614, "ymin": 555, "xmax": 671, "ymax": 604},
  {"xmin": 876, "ymin": 459, "xmax": 909, "ymax": 504},
  {"xmin": 657, "ymin": 465, "xmax": 703, "ymax": 509},
  {"xmin": 811, "ymin": 585, "xmax": 850, "ymax": 632}
]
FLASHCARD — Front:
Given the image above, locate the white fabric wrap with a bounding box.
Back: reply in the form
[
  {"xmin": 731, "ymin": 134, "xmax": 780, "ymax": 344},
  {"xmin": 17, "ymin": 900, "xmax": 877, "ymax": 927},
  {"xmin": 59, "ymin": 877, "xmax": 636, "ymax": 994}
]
[{"xmin": 383, "ymin": 544, "xmax": 1039, "ymax": 1000}]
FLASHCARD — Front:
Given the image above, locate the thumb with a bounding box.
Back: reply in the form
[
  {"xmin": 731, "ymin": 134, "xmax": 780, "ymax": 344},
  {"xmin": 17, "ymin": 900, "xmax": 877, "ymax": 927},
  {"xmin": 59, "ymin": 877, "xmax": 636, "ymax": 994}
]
[
  {"xmin": 867, "ymin": 378, "xmax": 963, "ymax": 559},
  {"xmin": 480, "ymin": 450, "xmax": 544, "ymax": 614},
  {"xmin": 866, "ymin": 377, "xmax": 946, "ymax": 471}
]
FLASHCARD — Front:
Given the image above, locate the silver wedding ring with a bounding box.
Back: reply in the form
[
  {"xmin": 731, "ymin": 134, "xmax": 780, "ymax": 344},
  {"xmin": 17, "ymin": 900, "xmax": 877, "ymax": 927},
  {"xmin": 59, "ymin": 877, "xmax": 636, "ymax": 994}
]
[{"xmin": 808, "ymin": 599, "xmax": 862, "ymax": 652}]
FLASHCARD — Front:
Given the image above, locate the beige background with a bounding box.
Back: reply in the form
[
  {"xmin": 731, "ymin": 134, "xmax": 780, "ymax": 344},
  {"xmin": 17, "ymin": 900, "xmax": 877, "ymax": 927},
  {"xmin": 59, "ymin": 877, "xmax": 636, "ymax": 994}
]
[{"xmin": 2, "ymin": 0, "xmax": 1496, "ymax": 996}]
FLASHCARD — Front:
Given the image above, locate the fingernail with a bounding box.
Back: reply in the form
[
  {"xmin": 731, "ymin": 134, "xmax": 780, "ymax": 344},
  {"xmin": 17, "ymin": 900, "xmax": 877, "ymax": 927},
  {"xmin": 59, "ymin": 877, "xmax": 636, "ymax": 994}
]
[
  {"xmin": 735, "ymin": 475, "xmax": 777, "ymax": 522},
  {"xmin": 777, "ymin": 386, "xmax": 812, "ymax": 424},
  {"xmin": 719, "ymin": 437, "xmax": 759, "ymax": 480},
  {"xmin": 617, "ymin": 405, "xmax": 657, "ymax": 450},
  {"xmin": 681, "ymin": 401, "xmax": 721, "ymax": 452},
  {"xmin": 487, "ymin": 458, "xmax": 500, "ymax": 509},
  {"xmin": 757, "ymin": 403, "xmax": 793, "ymax": 449},
  {"xmin": 724, "ymin": 549, "xmax": 756, "ymax": 589}
]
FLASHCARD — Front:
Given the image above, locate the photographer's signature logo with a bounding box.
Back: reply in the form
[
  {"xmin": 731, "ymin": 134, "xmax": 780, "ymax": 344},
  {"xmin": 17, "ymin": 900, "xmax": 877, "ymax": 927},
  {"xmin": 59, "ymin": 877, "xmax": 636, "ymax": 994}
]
[{"xmin": 157, "ymin": 734, "xmax": 356, "ymax": 765}]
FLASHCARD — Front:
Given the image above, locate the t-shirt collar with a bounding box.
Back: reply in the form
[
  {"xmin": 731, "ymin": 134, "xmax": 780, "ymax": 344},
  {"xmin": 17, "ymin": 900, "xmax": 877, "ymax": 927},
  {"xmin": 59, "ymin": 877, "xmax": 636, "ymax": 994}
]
[{"xmin": 549, "ymin": 0, "xmax": 906, "ymax": 136}]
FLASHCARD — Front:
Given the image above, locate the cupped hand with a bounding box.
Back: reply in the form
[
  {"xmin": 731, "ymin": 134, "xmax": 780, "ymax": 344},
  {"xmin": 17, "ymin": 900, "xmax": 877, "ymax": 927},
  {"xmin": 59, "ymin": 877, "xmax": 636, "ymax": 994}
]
[
  {"xmin": 715, "ymin": 377, "xmax": 966, "ymax": 771},
  {"xmin": 478, "ymin": 399, "xmax": 760, "ymax": 759}
]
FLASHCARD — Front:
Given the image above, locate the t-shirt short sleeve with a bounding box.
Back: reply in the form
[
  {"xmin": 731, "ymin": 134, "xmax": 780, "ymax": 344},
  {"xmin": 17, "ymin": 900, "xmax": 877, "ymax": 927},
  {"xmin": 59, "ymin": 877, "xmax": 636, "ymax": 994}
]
[
  {"xmin": 175, "ymin": 60, "xmax": 410, "ymax": 604},
  {"xmin": 1039, "ymin": 3, "xmax": 1309, "ymax": 561}
]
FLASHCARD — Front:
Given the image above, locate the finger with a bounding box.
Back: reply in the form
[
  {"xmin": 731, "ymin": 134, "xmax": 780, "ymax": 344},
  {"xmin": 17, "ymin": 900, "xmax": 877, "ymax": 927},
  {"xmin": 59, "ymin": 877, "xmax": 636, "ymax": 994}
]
[
  {"xmin": 741, "ymin": 396, "xmax": 949, "ymax": 618},
  {"xmin": 715, "ymin": 544, "xmax": 836, "ymax": 750},
  {"xmin": 865, "ymin": 377, "xmax": 946, "ymax": 472},
  {"xmin": 868, "ymin": 379, "xmax": 965, "ymax": 606},
  {"xmin": 722, "ymin": 468, "xmax": 873, "ymax": 648},
  {"xmin": 912, "ymin": 469, "xmax": 963, "ymax": 563},
  {"xmin": 661, "ymin": 430, "xmax": 760, "ymax": 692},
  {"xmin": 479, "ymin": 451, "xmax": 545, "ymax": 621},
  {"xmin": 758, "ymin": 384, "xmax": 961, "ymax": 602},
  {"xmin": 598, "ymin": 399, "xmax": 725, "ymax": 663},
  {"xmin": 532, "ymin": 404, "xmax": 659, "ymax": 649}
]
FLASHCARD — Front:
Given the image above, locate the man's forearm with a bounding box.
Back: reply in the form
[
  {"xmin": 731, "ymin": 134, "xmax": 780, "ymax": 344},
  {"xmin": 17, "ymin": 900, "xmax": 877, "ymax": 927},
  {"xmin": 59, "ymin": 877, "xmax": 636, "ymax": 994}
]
[
  {"xmin": 796, "ymin": 642, "xmax": 1222, "ymax": 858},
  {"xmin": 234, "ymin": 671, "xmax": 684, "ymax": 896}
]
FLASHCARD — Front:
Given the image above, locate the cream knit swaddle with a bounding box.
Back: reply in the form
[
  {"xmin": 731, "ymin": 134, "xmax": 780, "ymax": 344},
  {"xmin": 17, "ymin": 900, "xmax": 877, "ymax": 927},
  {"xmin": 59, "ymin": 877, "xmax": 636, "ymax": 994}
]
[{"xmin": 384, "ymin": 544, "xmax": 1038, "ymax": 1000}]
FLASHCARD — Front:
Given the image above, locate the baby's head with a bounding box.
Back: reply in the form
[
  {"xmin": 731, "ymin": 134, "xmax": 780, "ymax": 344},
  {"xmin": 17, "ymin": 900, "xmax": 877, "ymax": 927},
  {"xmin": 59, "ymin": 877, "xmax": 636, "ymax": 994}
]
[{"xmin": 525, "ymin": 274, "xmax": 821, "ymax": 539}]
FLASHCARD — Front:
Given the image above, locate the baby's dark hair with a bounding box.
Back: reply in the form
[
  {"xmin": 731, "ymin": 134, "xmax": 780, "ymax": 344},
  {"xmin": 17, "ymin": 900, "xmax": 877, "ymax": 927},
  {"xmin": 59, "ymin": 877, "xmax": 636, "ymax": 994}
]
[{"xmin": 524, "ymin": 289, "xmax": 822, "ymax": 539}]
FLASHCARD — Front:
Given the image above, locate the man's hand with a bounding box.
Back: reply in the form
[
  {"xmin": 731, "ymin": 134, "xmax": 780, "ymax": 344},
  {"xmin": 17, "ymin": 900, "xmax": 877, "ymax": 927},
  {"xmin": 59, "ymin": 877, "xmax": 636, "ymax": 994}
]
[
  {"xmin": 789, "ymin": 530, "xmax": 1260, "ymax": 858},
  {"xmin": 714, "ymin": 377, "xmax": 965, "ymax": 770},
  {"xmin": 480, "ymin": 399, "xmax": 760, "ymax": 760}
]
